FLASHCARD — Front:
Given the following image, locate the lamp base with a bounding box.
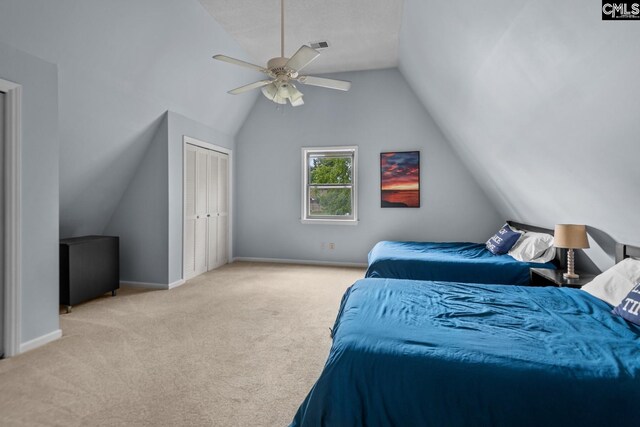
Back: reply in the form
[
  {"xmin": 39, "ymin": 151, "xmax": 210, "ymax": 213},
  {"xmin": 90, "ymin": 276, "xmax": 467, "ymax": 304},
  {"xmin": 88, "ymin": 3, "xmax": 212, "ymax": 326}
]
[{"xmin": 563, "ymin": 248, "xmax": 579, "ymax": 280}]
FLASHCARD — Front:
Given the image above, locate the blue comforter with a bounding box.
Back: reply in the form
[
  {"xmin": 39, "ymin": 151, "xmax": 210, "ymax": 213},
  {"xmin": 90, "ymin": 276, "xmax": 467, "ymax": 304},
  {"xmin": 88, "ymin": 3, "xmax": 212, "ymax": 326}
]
[
  {"xmin": 291, "ymin": 279, "xmax": 640, "ymax": 426},
  {"xmin": 366, "ymin": 241, "xmax": 555, "ymax": 285}
]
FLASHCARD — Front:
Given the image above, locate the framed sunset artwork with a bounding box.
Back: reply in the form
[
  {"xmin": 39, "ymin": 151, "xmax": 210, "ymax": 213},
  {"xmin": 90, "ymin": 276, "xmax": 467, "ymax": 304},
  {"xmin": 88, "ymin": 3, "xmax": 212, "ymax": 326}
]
[{"xmin": 380, "ymin": 151, "xmax": 420, "ymax": 208}]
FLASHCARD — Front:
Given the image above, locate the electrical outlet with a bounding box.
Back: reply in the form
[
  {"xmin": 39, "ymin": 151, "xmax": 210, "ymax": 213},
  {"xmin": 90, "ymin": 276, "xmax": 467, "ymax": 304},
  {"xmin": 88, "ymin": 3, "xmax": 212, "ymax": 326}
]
[{"xmin": 329, "ymin": 243, "xmax": 335, "ymax": 250}]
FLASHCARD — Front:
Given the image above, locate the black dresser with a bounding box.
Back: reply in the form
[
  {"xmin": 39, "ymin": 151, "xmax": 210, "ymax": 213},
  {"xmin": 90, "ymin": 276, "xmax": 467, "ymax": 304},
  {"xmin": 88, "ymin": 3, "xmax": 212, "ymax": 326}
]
[{"xmin": 60, "ymin": 236, "xmax": 119, "ymax": 312}]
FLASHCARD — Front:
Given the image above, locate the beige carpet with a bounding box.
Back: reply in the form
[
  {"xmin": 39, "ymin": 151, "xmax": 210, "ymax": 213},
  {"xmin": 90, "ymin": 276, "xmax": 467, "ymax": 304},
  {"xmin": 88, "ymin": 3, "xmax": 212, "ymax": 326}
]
[{"xmin": 0, "ymin": 262, "xmax": 365, "ymax": 426}]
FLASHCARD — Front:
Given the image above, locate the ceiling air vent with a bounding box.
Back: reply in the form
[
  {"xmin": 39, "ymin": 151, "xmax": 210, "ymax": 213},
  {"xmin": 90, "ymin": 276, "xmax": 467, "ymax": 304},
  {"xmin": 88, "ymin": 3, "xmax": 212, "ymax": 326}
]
[{"xmin": 309, "ymin": 40, "xmax": 330, "ymax": 50}]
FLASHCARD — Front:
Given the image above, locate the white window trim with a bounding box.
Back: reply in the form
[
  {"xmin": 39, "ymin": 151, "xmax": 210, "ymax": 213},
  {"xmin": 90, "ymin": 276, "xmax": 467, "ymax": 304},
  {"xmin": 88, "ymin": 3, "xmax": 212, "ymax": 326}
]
[
  {"xmin": 1, "ymin": 78, "xmax": 22, "ymax": 357},
  {"xmin": 301, "ymin": 146, "xmax": 358, "ymax": 225}
]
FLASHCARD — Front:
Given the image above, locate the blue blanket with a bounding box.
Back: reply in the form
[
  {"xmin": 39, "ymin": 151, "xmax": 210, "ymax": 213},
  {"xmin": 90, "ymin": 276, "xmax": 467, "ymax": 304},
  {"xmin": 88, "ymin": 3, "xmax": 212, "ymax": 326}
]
[
  {"xmin": 366, "ymin": 241, "xmax": 555, "ymax": 285},
  {"xmin": 291, "ymin": 279, "xmax": 640, "ymax": 426}
]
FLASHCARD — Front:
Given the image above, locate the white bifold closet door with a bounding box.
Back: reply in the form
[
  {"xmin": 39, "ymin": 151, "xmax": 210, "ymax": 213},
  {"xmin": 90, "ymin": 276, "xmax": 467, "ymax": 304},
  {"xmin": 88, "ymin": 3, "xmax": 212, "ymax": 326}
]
[{"xmin": 184, "ymin": 143, "xmax": 229, "ymax": 280}]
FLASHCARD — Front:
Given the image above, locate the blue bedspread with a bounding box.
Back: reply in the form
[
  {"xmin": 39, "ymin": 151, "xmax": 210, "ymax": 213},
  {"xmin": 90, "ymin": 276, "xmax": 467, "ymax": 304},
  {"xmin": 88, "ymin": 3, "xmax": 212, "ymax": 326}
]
[
  {"xmin": 291, "ymin": 279, "xmax": 640, "ymax": 427},
  {"xmin": 366, "ymin": 241, "xmax": 555, "ymax": 285}
]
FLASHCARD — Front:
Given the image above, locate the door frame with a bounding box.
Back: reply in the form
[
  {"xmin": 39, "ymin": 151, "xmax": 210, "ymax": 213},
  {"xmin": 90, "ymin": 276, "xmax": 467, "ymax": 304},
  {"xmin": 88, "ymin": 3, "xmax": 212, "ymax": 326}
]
[
  {"xmin": 0, "ymin": 78, "xmax": 22, "ymax": 358},
  {"xmin": 182, "ymin": 136, "xmax": 232, "ymax": 281}
]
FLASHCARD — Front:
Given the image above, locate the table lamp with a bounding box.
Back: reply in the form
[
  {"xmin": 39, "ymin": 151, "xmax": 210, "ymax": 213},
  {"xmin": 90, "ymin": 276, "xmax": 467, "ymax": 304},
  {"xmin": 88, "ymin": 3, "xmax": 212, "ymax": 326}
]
[{"xmin": 554, "ymin": 224, "xmax": 589, "ymax": 279}]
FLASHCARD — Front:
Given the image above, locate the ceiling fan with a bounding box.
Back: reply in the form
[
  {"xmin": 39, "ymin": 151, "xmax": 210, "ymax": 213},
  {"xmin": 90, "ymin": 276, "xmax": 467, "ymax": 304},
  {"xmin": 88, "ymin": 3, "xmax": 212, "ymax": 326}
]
[{"xmin": 212, "ymin": 0, "xmax": 351, "ymax": 107}]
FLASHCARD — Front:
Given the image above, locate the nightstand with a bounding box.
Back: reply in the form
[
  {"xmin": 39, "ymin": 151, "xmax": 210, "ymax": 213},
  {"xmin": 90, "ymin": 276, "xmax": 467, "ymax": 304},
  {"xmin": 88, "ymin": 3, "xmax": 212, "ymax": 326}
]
[{"xmin": 529, "ymin": 268, "xmax": 596, "ymax": 288}]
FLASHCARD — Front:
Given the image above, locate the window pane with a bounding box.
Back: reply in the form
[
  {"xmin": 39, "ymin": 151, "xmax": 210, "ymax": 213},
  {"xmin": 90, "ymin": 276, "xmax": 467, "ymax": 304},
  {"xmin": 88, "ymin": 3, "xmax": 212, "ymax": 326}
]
[
  {"xmin": 308, "ymin": 155, "xmax": 352, "ymax": 184},
  {"xmin": 309, "ymin": 187, "xmax": 352, "ymax": 217}
]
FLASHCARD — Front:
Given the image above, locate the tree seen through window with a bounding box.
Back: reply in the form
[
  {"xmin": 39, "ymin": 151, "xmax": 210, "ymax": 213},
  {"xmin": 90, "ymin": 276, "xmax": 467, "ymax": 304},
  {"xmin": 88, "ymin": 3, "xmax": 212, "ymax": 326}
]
[{"xmin": 308, "ymin": 156, "xmax": 353, "ymax": 216}]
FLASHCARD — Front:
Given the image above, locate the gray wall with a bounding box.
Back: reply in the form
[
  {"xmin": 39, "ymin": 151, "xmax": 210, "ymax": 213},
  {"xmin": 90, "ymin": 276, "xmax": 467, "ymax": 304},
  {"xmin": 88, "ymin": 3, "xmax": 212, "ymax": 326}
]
[
  {"xmin": 104, "ymin": 114, "xmax": 169, "ymax": 284},
  {"xmin": 0, "ymin": 42, "xmax": 59, "ymax": 343},
  {"xmin": 105, "ymin": 111, "xmax": 235, "ymax": 285},
  {"xmin": 105, "ymin": 110, "xmax": 236, "ymax": 286},
  {"xmin": 235, "ymin": 69, "xmax": 502, "ymax": 264},
  {"xmin": 399, "ymin": 0, "xmax": 640, "ymax": 271},
  {"xmin": 0, "ymin": 0, "xmax": 259, "ymax": 239}
]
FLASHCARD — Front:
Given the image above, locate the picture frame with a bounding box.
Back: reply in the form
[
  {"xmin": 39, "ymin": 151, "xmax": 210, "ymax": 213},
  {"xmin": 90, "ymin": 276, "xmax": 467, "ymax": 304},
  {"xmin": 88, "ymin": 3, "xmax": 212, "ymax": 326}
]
[{"xmin": 380, "ymin": 151, "xmax": 420, "ymax": 208}]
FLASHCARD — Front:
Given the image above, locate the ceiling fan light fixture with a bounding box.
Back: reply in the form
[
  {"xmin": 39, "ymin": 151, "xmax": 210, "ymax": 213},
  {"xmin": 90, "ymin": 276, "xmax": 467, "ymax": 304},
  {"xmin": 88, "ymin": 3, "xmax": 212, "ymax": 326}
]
[
  {"xmin": 261, "ymin": 82, "xmax": 304, "ymax": 107},
  {"xmin": 288, "ymin": 84, "xmax": 304, "ymax": 106},
  {"xmin": 277, "ymin": 82, "xmax": 291, "ymax": 98},
  {"xmin": 261, "ymin": 83, "xmax": 287, "ymax": 104},
  {"xmin": 289, "ymin": 94, "xmax": 304, "ymax": 107},
  {"xmin": 261, "ymin": 82, "xmax": 276, "ymax": 99}
]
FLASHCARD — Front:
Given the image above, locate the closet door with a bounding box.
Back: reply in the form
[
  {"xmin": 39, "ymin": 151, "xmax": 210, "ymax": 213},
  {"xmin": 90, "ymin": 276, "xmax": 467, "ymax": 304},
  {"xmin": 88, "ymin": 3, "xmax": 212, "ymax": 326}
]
[
  {"xmin": 194, "ymin": 148, "xmax": 209, "ymax": 276},
  {"xmin": 217, "ymin": 153, "xmax": 229, "ymax": 266},
  {"xmin": 184, "ymin": 142, "xmax": 230, "ymax": 280},
  {"xmin": 183, "ymin": 145, "xmax": 198, "ymax": 279},
  {"xmin": 207, "ymin": 152, "xmax": 219, "ymax": 270}
]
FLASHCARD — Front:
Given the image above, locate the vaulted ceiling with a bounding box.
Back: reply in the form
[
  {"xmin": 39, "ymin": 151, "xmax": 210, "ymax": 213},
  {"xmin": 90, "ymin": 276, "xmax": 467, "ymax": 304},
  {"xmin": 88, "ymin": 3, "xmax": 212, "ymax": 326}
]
[
  {"xmin": 0, "ymin": 0, "xmax": 258, "ymax": 237},
  {"xmin": 399, "ymin": 0, "xmax": 640, "ymax": 269},
  {"xmin": 198, "ymin": 0, "xmax": 404, "ymax": 73}
]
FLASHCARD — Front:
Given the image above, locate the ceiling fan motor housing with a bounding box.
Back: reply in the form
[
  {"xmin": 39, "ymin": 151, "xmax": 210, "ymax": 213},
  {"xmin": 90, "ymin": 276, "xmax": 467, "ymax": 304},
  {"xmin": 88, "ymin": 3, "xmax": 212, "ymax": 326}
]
[{"xmin": 267, "ymin": 57, "xmax": 298, "ymax": 78}]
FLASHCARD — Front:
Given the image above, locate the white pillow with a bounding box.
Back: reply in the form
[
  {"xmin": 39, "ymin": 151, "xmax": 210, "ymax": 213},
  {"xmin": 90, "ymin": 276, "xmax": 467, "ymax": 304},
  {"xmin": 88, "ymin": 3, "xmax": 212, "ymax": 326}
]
[
  {"xmin": 508, "ymin": 232, "xmax": 555, "ymax": 263},
  {"xmin": 581, "ymin": 258, "xmax": 640, "ymax": 306}
]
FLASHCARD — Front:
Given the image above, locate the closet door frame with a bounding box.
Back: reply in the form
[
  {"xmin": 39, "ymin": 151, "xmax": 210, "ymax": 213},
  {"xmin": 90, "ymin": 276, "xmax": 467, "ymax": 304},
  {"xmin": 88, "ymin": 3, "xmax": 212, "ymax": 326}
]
[
  {"xmin": 1, "ymin": 78, "xmax": 22, "ymax": 358},
  {"xmin": 182, "ymin": 136, "xmax": 232, "ymax": 280}
]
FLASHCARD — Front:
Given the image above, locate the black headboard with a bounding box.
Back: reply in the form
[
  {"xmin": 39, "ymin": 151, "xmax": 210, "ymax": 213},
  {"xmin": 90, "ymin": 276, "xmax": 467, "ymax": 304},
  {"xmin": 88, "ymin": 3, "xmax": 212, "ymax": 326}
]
[
  {"xmin": 506, "ymin": 220, "xmax": 565, "ymax": 268},
  {"xmin": 507, "ymin": 221, "xmax": 554, "ymax": 235},
  {"xmin": 615, "ymin": 243, "xmax": 640, "ymax": 263}
]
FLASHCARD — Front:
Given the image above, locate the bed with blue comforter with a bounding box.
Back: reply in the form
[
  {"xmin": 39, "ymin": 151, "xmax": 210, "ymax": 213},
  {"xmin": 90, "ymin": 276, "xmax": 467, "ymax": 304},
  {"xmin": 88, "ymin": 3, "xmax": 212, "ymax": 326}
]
[
  {"xmin": 290, "ymin": 278, "xmax": 640, "ymax": 426},
  {"xmin": 366, "ymin": 241, "xmax": 555, "ymax": 285}
]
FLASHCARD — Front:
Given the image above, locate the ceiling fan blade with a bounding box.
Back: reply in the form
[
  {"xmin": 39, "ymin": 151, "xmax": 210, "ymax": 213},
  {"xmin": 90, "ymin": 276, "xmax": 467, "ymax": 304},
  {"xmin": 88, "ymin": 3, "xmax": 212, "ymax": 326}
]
[
  {"xmin": 297, "ymin": 75, "xmax": 352, "ymax": 91},
  {"xmin": 228, "ymin": 80, "xmax": 272, "ymax": 95},
  {"xmin": 213, "ymin": 55, "xmax": 267, "ymax": 73},
  {"xmin": 285, "ymin": 46, "xmax": 320, "ymax": 73}
]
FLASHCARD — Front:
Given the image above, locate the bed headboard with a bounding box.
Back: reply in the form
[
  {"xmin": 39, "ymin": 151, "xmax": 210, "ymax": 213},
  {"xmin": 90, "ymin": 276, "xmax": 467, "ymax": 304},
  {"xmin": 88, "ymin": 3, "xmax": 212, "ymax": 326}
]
[
  {"xmin": 506, "ymin": 220, "xmax": 565, "ymax": 268},
  {"xmin": 507, "ymin": 221, "xmax": 554, "ymax": 235},
  {"xmin": 615, "ymin": 243, "xmax": 640, "ymax": 263}
]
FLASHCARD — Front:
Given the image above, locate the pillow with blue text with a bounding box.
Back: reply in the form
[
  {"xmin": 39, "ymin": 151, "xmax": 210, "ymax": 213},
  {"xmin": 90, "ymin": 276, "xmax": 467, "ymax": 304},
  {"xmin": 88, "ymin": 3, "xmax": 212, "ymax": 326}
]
[
  {"xmin": 486, "ymin": 223, "xmax": 522, "ymax": 255},
  {"xmin": 613, "ymin": 282, "xmax": 640, "ymax": 326}
]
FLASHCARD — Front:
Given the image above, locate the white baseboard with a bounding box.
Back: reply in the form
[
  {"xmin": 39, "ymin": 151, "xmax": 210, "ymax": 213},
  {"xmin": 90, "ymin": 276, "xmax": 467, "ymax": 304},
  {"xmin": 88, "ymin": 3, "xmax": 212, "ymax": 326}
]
[
  {"xmin": 168, "ymin": 279, "xmax": 186, "ymax": 289},
  {"xmin": 121, "ymin": 280, "xmax": 167, "ymax": 290},
  {"xmin": 20, "ymin": 329, "xmax": 62, "ymax": 354},
  {"xmin": 233, "ymin": 257, "xmax": 367, "ymax": 268},
  {"xmin": 120, "ymin": 279, "xmax": 186, "ymax": 290}
]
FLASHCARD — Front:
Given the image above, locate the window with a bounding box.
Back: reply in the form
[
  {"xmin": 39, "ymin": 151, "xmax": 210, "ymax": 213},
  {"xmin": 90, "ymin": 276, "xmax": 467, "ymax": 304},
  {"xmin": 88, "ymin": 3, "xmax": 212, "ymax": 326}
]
[{"xmin": 301, "ymin": 146, "xmax": 358, "ymax": 225}]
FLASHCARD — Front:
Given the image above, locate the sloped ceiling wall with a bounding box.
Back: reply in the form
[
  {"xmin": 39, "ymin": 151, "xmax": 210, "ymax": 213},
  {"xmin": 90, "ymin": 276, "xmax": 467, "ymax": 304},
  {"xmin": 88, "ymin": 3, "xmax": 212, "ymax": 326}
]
[
  {"xmin": 0, "ymin": 0, "xmax": 259, "ymax": 237},
  {"xmin": 399, "ymin": 0, "xmax": 640, "ymax": 269}
]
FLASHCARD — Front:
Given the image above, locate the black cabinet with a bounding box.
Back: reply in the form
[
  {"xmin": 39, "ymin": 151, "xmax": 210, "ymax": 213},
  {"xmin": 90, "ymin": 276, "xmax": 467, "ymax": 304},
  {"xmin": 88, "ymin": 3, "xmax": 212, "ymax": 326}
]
[{"xmin": 60, "ymin": 236, "xmax": 119, "ymax": 312}]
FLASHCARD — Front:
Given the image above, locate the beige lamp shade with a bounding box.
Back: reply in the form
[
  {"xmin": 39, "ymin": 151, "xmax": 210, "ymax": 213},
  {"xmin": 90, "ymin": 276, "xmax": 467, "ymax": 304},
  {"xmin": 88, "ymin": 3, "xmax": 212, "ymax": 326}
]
[{"xmin": 554, "ymin": 224, "xmax": 590, "ymax": 249}]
